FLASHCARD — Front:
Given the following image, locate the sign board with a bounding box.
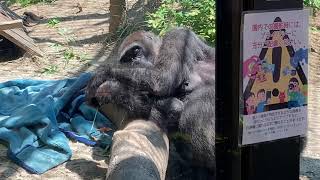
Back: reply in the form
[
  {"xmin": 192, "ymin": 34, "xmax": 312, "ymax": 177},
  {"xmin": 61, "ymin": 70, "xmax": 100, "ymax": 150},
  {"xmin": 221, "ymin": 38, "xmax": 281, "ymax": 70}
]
[{"xmin": 241, "ymin": 9, "xmax": 309, "ymax": 145}]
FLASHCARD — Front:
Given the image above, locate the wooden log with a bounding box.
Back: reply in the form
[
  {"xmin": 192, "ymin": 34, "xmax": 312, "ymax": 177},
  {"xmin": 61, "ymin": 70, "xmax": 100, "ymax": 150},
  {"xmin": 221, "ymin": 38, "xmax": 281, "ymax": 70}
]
[
  {"xmin": 106, "ymin": 120, "xmax": 169, "ymax": 180},
  {"xmin": 0, "ymin": 3, "xmax": 21, "ymax": 20},
  {"xmin": 0, "ymin": 20, "xmax": 23, "ymax": 31},
  {"xmin": 0, "ymin": 4, "xmax": 43, "ymax": 57},
  {"xmin": 0, "ymin": 29, "xmax": 43, "ymax": 57},
  {"xmin": 0, "ymin": 17, "xmax": 43, "ymax": 57},
  {"xmin": 100, "ymin": 104, "xmax": 169, "ymax": 180}
]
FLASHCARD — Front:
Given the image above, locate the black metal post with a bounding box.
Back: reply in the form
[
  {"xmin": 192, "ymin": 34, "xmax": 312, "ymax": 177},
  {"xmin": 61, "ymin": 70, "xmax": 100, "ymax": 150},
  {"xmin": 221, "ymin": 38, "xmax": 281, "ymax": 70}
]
[
  {"xmin": 216, "ymin": 0, "xmax": 304, "ymax": 180},
  {"xmin": 216, "ymin": 0, "xmax": 243, "ymax": 179}
]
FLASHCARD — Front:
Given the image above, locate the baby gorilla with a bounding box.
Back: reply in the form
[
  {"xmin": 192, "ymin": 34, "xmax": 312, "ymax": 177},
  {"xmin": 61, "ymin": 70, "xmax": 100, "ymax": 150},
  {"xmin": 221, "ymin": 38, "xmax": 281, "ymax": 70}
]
[
  {"xmin": 118, "ymin": 30, "xmax": 162, "ymax": 67},
  {"xmin": 86, "ymin": 27, "xmax": 216, "ymax": 179},
  {"xmin": 86, "ymin": 30, "xmax": 183, "ymax": 129}
]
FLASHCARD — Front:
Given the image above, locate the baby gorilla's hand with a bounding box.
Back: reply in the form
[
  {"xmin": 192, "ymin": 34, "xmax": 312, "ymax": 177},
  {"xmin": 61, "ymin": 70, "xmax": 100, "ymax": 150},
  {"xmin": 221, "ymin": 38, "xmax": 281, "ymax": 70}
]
[
  {"xmin": 88, "ymin": 77, "xmax": 153, "ymax": 118},
  {"xmin": 154, "ymin": 97, "xmax": 184, "ymax": 132},
  {"xmin": 95, "ymin": 80, "xmax": 122, "ymax": 106},
  {"xmin": 86, "ymin": 75, "xmax": 106, "ymax": 107},
  {"xmin": 85, "ymin": 66, "xmax": 116, "ymax": 107}
]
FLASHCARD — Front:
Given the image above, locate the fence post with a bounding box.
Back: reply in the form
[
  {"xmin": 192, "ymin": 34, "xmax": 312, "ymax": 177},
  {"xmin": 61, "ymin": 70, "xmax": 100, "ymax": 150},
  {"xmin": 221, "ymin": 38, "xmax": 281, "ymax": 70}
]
[{"xmin": 216, "ymin": 0, "xmax": 307, "ymax": 180}]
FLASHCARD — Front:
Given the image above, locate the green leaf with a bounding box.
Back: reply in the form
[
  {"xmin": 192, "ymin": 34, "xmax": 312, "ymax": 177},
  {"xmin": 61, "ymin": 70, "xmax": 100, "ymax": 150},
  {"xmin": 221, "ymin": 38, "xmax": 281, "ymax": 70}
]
[
  {"xmin": 146, "ymin": 0, "xmax": 216, "ymax": 43},
  {"xmin": 47, "ymin": 18, "xmax": 60, "ymax": 27},
  {"xmin": 42, "ymin": 65, "xmax": 58, "ymax": 74}
]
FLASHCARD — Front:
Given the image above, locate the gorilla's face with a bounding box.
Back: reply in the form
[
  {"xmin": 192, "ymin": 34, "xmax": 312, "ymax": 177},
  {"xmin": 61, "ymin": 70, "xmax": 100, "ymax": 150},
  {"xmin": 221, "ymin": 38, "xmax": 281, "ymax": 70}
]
[{"xmin": 119, "ymin": 45, "xmax": 153, "ymax": 67}]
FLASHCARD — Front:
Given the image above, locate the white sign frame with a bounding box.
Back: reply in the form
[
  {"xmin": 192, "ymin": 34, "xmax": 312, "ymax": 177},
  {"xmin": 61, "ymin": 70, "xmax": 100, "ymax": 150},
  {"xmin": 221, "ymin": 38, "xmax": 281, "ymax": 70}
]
[{"xmin": 240, "ymin": 8, "xmax": 310, "ymax": 146}]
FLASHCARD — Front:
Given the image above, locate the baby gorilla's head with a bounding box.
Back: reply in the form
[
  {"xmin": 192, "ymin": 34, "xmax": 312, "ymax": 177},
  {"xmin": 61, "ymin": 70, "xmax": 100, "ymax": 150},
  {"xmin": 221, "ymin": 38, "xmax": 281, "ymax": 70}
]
[
  {"xmin": 118, "ymin": 31, "xmax": 162, "ymax": 67},
  {"xmin": 119, "ymin": 45, "xmax": 153, "ymax": 67}
]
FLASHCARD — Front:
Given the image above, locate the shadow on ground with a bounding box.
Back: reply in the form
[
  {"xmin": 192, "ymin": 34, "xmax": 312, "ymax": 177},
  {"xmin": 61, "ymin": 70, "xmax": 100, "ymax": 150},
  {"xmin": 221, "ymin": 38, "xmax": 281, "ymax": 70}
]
[
  {"xmin": 300, "ymin": 156, "xmax": 320, "ymax": 180},
  {"xmin": 71, "ymin": 0, "xmax": 161, "ymax": 76},
  {"xmin": 65, "ymin": 158, "xmax": 107, "ymax": 180}
]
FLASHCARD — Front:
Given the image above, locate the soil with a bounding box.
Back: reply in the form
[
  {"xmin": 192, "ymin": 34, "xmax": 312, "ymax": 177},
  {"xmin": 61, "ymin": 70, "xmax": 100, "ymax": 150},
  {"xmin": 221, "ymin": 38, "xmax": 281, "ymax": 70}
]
[
  {"xmin": 0, "ymin": 0, "xmax": 148, "ymax": 179},
  {"xmin": 0, "ymin": 1, "xmax": 320, "ymax": 179},
  {"xmin": 299, "ymin": 14, "xmax": 320, "ymax": 180}
]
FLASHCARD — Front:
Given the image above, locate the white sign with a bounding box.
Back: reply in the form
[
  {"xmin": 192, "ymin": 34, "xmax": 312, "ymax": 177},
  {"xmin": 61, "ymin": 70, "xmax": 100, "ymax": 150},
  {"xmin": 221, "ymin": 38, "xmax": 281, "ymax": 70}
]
[{"xmin": 241, "ymin": 9, "xmax": 309, "ymax": 145}]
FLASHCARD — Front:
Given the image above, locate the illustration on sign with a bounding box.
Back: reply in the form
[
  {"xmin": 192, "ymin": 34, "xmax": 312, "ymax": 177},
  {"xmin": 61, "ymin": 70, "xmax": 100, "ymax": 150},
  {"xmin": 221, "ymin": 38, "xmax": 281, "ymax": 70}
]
[{"xmin": 241, "ymin": 9, "xmax": 309, "ymax": 145}]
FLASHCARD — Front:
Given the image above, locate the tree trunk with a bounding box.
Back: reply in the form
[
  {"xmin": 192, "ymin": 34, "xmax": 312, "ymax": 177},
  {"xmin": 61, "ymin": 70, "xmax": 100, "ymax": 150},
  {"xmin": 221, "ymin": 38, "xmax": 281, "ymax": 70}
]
[{"xmin": 109, "ymin": 0, "xmax": 126, "ymax": 34}]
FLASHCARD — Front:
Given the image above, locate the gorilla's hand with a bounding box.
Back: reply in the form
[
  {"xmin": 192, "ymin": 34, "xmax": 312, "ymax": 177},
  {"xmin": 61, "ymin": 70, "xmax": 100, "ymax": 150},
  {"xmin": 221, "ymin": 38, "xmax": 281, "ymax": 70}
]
[{"xmin": 85, "ymin": 64, "xmax": 117, "ymax": 106}]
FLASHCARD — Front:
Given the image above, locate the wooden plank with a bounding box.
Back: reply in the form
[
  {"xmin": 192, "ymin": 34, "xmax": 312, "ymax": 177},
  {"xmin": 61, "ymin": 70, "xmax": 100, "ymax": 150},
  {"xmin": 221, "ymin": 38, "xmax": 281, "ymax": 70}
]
[
  {"xmin": 0, "ymin": 3, "xmax": 21, "ymax": 20},
  {"xmin": 0, "ymin": 20, "xmax": 23, "ymax": 30},
  {"xmin": 0, "ymin": 9, "xmax": 25, "ymax": 32},
  {"xmin": 0, "ymin": 29, "xmax": 43, "ymax": 57},
  {"xmin": 9, "ymin": 26, "xmax": 37, "ymax": 45},
  {"xmin": 0, "ymin": 3, "xmax": 43, "ymax": 57}
]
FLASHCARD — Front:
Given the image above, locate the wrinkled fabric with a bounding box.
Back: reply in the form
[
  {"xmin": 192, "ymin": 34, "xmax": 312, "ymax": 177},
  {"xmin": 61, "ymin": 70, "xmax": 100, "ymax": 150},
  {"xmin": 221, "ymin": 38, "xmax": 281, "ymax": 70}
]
[{"xmin": 0, "ymin": 73, "xmax": 115, "ymax": 174}]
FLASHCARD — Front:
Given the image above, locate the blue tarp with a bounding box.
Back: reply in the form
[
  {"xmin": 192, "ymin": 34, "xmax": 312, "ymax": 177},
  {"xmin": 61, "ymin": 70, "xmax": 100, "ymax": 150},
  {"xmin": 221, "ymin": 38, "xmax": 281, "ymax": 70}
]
[{"xmin": 0, "ymin": 73, "xmax": 115, "ymax": 174}]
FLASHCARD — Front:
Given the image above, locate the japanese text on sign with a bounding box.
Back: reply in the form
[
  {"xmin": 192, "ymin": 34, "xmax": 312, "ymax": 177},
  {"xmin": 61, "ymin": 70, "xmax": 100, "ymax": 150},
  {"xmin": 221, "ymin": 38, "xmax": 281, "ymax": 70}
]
[{"xmin": 242, "ymin": 107, "xmax": 307, "ymax": 145}]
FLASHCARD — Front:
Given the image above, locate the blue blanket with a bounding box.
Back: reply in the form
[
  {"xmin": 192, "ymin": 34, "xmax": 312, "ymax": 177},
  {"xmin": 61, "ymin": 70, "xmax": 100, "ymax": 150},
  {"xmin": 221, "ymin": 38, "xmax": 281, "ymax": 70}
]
[{"xmin": 0, "ymin": 73, "xmax": 115, "ymax": 174}]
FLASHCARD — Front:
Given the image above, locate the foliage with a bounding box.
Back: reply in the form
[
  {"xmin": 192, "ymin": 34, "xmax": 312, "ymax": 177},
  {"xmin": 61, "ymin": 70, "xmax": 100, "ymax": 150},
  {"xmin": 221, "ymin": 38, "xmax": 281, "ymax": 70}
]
[
  {"xmin": 146, "ymin": 0, "xmax": 320, "ymax": 44},
  {"xmin": 63, "ymin": 48, "xmax": 75, "ymax": 63},
  {"xmin": 5, "ymin": 0, "xmax": 55, "ymax": 7},
  {"xmin": 114, "ymin": 22, "xmax": 147, "ymax": 40},
  {"xmin": 47, "ymin": 18, "xmax": 60, "ymax": 27},
  {"xmin": 49, "ymin": 43, "xmax": 63, "ymax": 52},
  {"xmin": 41, "ymin": 64, "xmax": 58, "ymax": 74},
  {"xmin": 304, "ymin": 0, "xmax": 320, "ymax": 11},
  {"xmin": 146, "ymin": 0, "xmax": 215, "ymax": 45},
  {"xmin": 311, "ymin": 25, "xmax": 320, "ymax": 32},
  {"xmin": 58, "ymin": 28, "xmax": 76, "ymax": 43},
  {"xmin": 105, "ymin": 18, "xmax": 148, "ymax": 45}
]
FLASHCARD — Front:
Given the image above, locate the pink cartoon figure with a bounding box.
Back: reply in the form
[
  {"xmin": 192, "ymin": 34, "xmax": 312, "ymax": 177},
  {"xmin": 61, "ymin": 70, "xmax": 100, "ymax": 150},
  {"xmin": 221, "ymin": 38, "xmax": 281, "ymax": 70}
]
[
  {"xmin": 245, "ymin": 92, "xmax": 256, "ymax": 115},
  {"xmin": 255, "ymin": 62, "xmax": 267, "ymax": 83},
  {"xmin": 279, "ymin": 91, "xmax": 286, "ymax": 103},
  {"xmin": 243, "ymin": 56, "xmax": 267, "ymax": 82},
  {"xmin": 243, "ymin": 55, "xmax": 259, "ymax": 79}
]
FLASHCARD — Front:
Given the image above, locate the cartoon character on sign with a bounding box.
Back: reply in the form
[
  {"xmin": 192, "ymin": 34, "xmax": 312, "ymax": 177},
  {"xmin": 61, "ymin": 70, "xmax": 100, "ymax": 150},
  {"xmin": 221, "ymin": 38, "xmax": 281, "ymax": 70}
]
[
  {"xmin": 255, "ymin": 61, "xmax": 267, "ymax": 83},
  {"xmin": 261, "ymin": 59, "xmax": 275, "ymax": 73},
  {"xmin": 245, "ymin": 92, "xmax": 256, "ymax": 115},
  {"xmin": 243, "ymin": 16, "xmax": 308, "ymax": 114},
  {"xmin": 256, "ymin": 89, "xmax": 271, "ymax": 113},
  {"xmin": 290, "ymin": 48, "xmax": 308, "ymax": 68},
  {"xmin": 299, "ymin": 58, "xmax": 308, "ymax": 78},
  {"xmin": 301, "ymin": 84, "xmax": 308, "ymax": 97},
  {"xmin": 279, "ymin": 91, "xmax": 286, "ymax": 103},
  {"xmin": 287, "ymin": 77, "xmax": 305, "ymax": 108},
  {"xmin": 243, "ymin": 56, "xmax": 275, "ymax": 83},
  {"xmin": 243, "ymin": 55, "xmax": 259, "ymax": 78},
  {"xmin": 282, "ymin": 66, "xmax": 297, "ymax": 76}
]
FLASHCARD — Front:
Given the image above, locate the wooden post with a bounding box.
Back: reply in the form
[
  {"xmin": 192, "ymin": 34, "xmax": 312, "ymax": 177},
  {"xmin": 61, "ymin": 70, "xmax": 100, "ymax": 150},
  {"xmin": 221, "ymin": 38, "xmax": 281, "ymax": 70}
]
[
  {"xmin": 109, "ymin": 0, "xmax": 126, "ymax": 34},
  {"xmin": 216, "ymin": 0, "xmax": 305, "ymax": 180}
]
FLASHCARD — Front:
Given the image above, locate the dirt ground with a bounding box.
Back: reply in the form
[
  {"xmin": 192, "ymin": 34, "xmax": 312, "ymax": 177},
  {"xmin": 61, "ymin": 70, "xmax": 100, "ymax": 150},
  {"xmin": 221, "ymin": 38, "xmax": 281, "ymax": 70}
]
[
  {"xmin": 0, "ymin": 0, "xmax": 150, "ymax": 82},
  {"xmin": 0, "ymin": 0, "xmax": 109, "ymax": 82},
  {"xmin": 0, "ymin": 1, "xmax": 320, "ymax": 179},
  {"xmin": 298, "ymin": 14, "xmax": 320, "ymax": 180},
  {"xmin": 0, "ymin": 0, "xmax": 148, "ymax": 179}
]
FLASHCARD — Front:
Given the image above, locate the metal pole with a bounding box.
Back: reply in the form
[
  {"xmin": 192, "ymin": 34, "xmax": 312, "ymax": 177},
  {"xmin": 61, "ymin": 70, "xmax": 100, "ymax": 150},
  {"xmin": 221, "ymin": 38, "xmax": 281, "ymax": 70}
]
[
  {"xmin": 216, "ymin": 0, "xmax": 243, "ymax": 179},
  {"xmin": 216, "ymin": 0, "xmax": 304, "ymax": 180}
]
